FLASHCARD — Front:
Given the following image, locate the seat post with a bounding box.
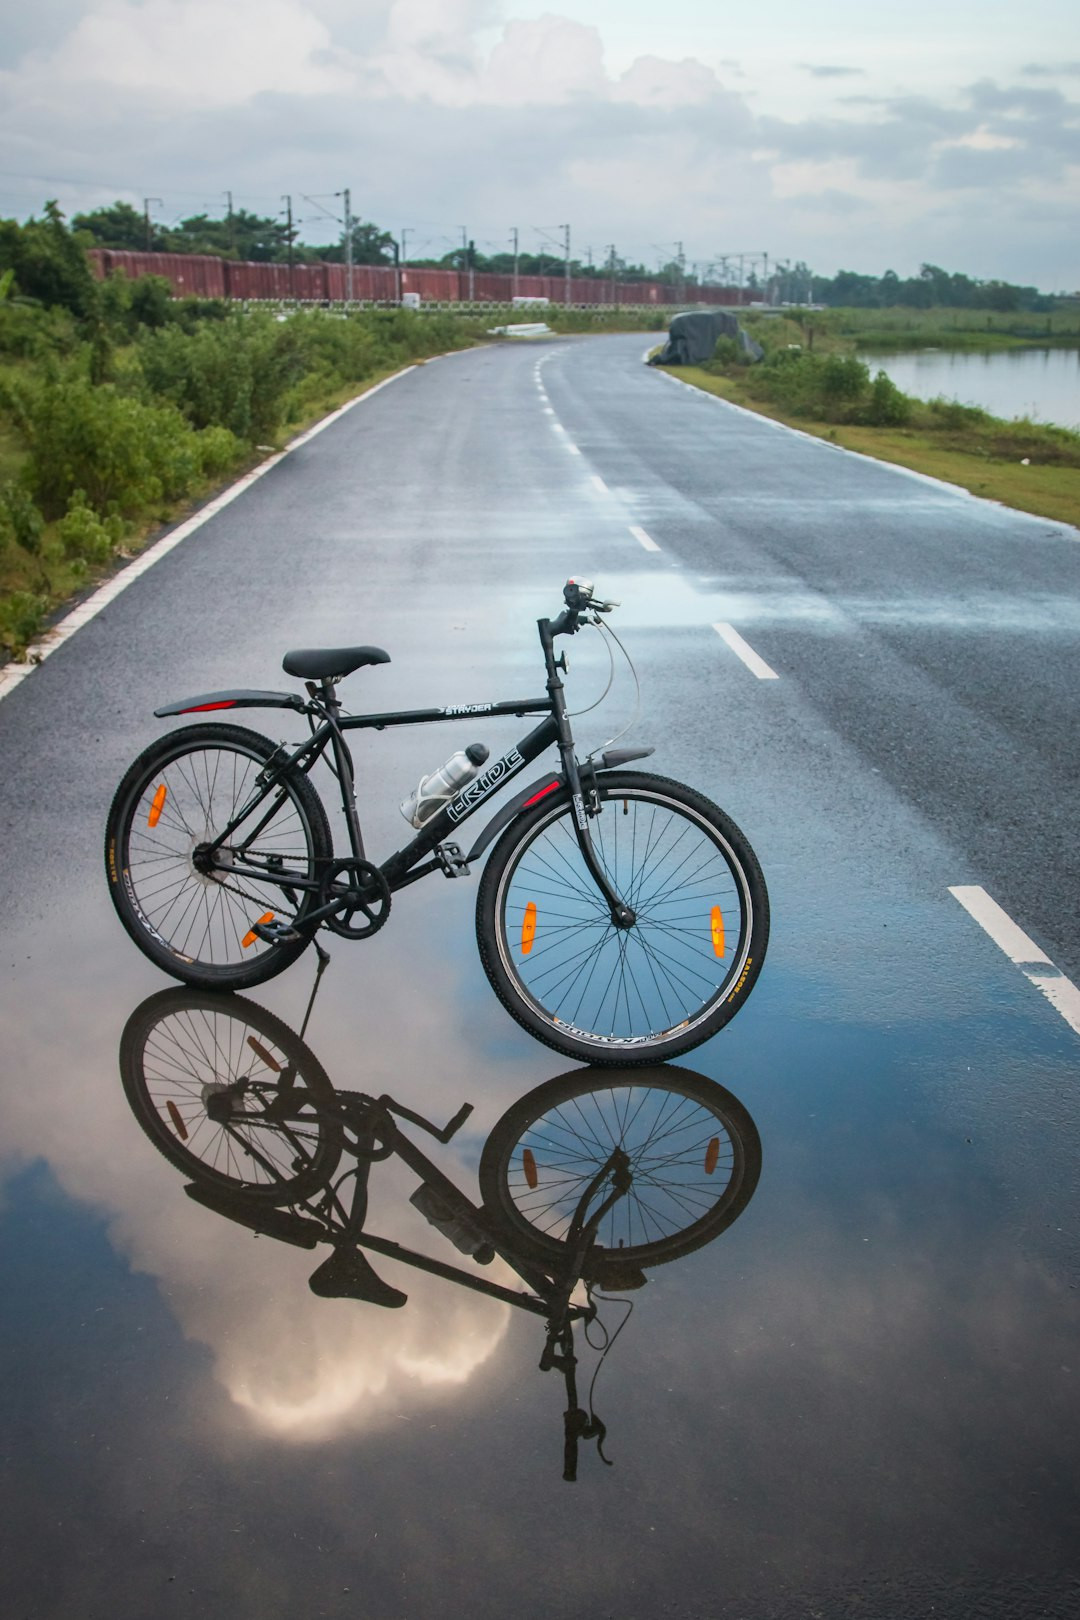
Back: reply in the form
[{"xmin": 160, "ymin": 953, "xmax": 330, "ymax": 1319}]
[{"xmin": 318, "ymin": 676, "xmax": 366, "ymax": 861}]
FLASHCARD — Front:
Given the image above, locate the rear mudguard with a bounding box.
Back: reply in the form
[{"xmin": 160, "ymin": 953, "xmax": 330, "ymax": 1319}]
[
  {"xmin": 154, "ymin": 688, "xmax": 306, "ymax": 718},
  {"xmin": 464, "ymin": 747, "xmax": 654, "ymax": 864}
]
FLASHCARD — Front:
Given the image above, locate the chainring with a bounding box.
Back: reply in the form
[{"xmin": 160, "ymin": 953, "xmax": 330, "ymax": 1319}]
[{"xmin": 319, "ymin": 859, "xmax": 392, "ymax": 939}]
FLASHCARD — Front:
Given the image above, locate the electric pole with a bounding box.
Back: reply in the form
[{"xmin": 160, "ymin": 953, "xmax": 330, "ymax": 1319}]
[
  {"xmin": 400, "ymin": 228, "xmax": 410, "ymax": 303},
  {"xmin": 343, "ymin": 188, "xmax": 353, "ymax": 304},
  {"xmin": 511, "ymin": 227, "xmax": 519, "ymax": 298},
  {"xmin": 143, "ymin": 197, "xmax": 161, "ymax": 251},
  {"xmin": 224, "ymin": 190, "xmax": 234, "ymax": 255},
  {"xmin": 563, "ymin": 223, "xmax": 571, "ymax": 306},
  {"xmin": 607, "ymin": 244, "xmax": 616, "ymax": 306},
  {"xmin": 282, "ymin": 195, "xmax": 295, "ymax": 298}
]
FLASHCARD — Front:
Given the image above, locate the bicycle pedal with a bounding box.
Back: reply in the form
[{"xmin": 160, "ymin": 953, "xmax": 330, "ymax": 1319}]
[
  {"xmin": 252, "ymin": 920, "xmax": 302, "ymax": 945},
  {"xmin": 435, "ymin": 842, "xmax": 470, "ymax": 879}
]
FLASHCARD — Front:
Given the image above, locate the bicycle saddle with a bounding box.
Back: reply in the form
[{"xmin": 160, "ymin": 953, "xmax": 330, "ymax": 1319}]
[
  {"xmin": 282, "ymin": 646, "xmax": 391, "ymax": 679},
  {"xmin": 308, "ymin": 1246, "xmax": 407, "ymax": 1308}
]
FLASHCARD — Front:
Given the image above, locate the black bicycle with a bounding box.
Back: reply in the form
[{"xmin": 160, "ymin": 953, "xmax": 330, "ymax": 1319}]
[
  {"xmin": 106, "ymin": 579, "xmax": 769, "ymax": 1065},
  {"xmin": 118, "ymin": 988, "xmax": 763, "ymax": 1477}
]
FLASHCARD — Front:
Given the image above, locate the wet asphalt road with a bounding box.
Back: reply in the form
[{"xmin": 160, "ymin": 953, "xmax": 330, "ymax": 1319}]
[{"xmin": 1, "ymin": 332, "xmax": 1078, "ymax": 1618}]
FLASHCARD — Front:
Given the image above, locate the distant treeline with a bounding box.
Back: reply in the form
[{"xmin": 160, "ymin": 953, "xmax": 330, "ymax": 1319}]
[{"xmin": 800, "ymin": 263, "xmax": 1055, "ymax": 313}]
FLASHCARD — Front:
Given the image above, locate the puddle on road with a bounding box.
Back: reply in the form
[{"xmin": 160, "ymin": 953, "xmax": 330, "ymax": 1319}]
[{"xmin": 1, "ymin": 866, "xmax": 1079, "ymax": 1617}]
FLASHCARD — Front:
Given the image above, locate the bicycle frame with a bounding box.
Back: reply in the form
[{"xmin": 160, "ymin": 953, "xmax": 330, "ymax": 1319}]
[
  {"xmin": 190, "ymin": 1082, "xmax": 629, "ymax": 1338},
  {"xmin": 183, "ymin": 613, "xmax": 637, "ymax": 930}
]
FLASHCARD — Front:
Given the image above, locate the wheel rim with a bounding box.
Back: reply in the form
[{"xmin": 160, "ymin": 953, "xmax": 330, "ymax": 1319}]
[
  {"xmin": 121, "ymin": 743, "xmax": 316, "ymax": 971},
  {"xmin": 496, "ymin": 788, "xmax": 753, "ymax": 1050},
  {"xmin": 497, "ymin": 1076, "xmax": 748, "ymax": 1261},
  {"xmin": 126, "ymin": 998, "xmax": 329, "ymax": 1195}
]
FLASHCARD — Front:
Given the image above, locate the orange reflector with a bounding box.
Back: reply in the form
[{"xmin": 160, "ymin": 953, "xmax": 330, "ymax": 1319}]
[
  {"xmin": 522, "ymin": 1148, "xmax": 538, "ymax": 1189},
  {"xmin": 147, "ymin": 784, "xmax": 167, "ymax": 828},
  {"xmin": 242, "ymin": 912, "xmax": 275, "ymax": 948},
  {"xmin": 704, "ymin": 1136, "xmax": 720, "ymax": 1175},
  {"xmin": 166, "ymin": 1100, "xmax": 188, "ymax": 1141},
  {"xmin": 521, "ymin": 901, "xmax": 538, "ymax": 956},
  {"xmin": 710, "ymin": 906, "xmax": 725, "ymax": 958},
  {"xmin": 247, "ymin": 1037, "xmax": 283, "ymax": 1072}
]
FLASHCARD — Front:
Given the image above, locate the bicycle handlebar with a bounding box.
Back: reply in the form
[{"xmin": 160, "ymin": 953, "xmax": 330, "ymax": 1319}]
[{"xmin": 547, "ymin": 578, "xmax": 619, "ymax": 639}]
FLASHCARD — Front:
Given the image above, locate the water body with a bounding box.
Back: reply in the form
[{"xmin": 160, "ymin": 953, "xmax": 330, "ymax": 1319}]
[{"xmin": 857, "ymin": 345, "xmax": 1080, "ymax": 430}]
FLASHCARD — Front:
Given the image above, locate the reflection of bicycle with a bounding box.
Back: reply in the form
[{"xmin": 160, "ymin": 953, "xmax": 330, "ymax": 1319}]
[
  {"xmin": 105, "ymin": 579, "xmax": 769, "ymax": 1065},
  {"xmin": 119, "ymin": 990, "xmax": 762, "ymax": 1477}
]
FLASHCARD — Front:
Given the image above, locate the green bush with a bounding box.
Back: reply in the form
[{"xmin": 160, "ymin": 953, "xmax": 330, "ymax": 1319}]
[
  {"xmin": 139, "ymin": 315, "xmax": 306, "ymax": 440},
  {"xmin": 22, "ymin": 377, "xmax": 205, "ymax": 518},
  {"xmin": 56, "ymin": 490, "xmax": 126, "ymax": 564},
  {"xmin": 0, "ymin": 301, "xmax": 81, "ymax": 359},
  {"xmin": 864, "ymin": 369, "xmax": 912, "ymax": 426},
  {"xmin": 0, "ymin": 482, "xmax": 44, "ymax": 552},
  {"xmin": 129, "ymin": 275, "xmax": 173, "ymax": 330},
  {"xmin": 0, "ymin": 588, "xmax": 45, "ymax": 653}
]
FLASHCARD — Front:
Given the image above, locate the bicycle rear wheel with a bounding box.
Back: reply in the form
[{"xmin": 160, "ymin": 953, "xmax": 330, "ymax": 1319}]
[
  {"xmin": 476, "ymin": 771, "xmax": 769, "ymax": 1065},
  {"xmin": 479, "ymin": 1066, "xmax": 761, "ymax": 1273},
  {"xmin": 106, "ymin": 722, "xmax": 332, "ymax": 990},
  {"xmin": 120, "ymin": 989, "xmax": 342, "ymax": 1202}
]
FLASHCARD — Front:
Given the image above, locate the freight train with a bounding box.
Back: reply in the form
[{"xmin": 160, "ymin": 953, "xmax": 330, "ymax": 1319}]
[{"xmin": 87, "ymin": 248, "xmax": 752, "ymax": 309}]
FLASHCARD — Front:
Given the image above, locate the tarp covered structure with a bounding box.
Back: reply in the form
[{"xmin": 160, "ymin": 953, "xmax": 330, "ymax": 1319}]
[{"xmin": 648, "ymin": 310, "xmax": 763, "ymax": 366}]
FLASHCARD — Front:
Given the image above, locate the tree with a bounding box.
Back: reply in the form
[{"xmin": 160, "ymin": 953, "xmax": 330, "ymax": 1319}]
[
  {"xmin": 0, "ymin": 202, "xmax": 98, "ymax": 317},
  {"xmin": 313, "ymin": 220, "xmax": 396, "ymax": 266},
  {"xmin": 73, "ymin": 201, "xmax": 160, "ymax": 252}
]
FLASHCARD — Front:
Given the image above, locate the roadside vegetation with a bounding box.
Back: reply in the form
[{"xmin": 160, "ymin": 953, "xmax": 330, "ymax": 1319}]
[
  {"xmin": 0, "ymin": 206, "xmax": 665, "ymax": 661},
  {"xmin": 663, "ymin": 313, "xmax": 1080, "ymax": 528},
  {"xmin": 767, "ymin": 305, "xmax": 1080, "ymax": 353}
]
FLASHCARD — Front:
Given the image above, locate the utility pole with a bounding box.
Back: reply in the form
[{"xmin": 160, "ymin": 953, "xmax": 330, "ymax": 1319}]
[
  {"xmin": 282, "ymin": 195, "xmax": 295, "ymax": 298},
  {"xmin": 511, "ymin": 227, "xmax": 519, "ymax": 298},
  {"xmin": 676, "ymin": 240, "xmax": 685, "ymax": 304},
  {"xmin": 399, "ymin": 228, "xmax": 410, "ymax": 303},
  {"xmin": 563, "ymin": 223, "xmax": 571, "ymax": 306},
  {"xmin": 343, "ymin": 188, "xmax": 353, "ymax": 304},
  {"xmin": 607, "ymin": 244, "xmax": 616, "ymax": 306},
  {"xmin": 224, "ymin": 190, "xmax": 234, "ymax": 255},
  {"xmin": 143, "ymin": 197, "xmax": 161, "ymax": 251}
]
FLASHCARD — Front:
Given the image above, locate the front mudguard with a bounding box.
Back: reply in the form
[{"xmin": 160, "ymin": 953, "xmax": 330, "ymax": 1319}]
[{"xmin": 464, "ymin": 746, "xmax": 654, "ymax": 863}]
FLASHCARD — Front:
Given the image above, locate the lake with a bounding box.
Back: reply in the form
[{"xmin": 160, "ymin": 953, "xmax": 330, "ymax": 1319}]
[{"xmin": 856, "ymin": 346, "xmax": 1080, "ymax": 431}]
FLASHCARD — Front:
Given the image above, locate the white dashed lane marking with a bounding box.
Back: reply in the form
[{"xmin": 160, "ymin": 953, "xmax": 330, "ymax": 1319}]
[
  {"xmin": 712, "ymin": 623, "xmax": 779, "ymax": 679},
  {"xmin": 949, "ymin": 886, "xmax": 1080, "ymax": 1038},
  {"xmin": 630, "ymin": 525, "xmax": 661, "ymax": 552}
]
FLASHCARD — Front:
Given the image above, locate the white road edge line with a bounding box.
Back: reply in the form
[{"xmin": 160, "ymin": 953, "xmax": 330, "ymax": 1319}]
[
  {"xmin": 949, "ymin": 885, "xmax": 1080, "ymax": 1038},
  {"xmin": 712, "ymin": 622, "xmax": 779, "ymax": 679},
  {"xmin": 0, "ymin": 366, "xmax": 418, "ymax": 705},
  {"xmin": 630, "ymin": 525, "xmax": 661, "ymax": 552}
]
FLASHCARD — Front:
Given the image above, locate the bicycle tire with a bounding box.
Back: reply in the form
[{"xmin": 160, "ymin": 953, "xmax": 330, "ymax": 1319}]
[
  {"xmin": 119, "ymin": 988, "xmax": 343, "ymax": 1202},
  {"xmin": 475, "ymin": 771, "xmax": 769, "ymax": 1065},
  {"xmin": 106, "ymin": 722, "xmax": 332, "ymax": 990},
  {"xmin": 479, "ymin": 1066, "xmax": 761, "ymax": 1273}
]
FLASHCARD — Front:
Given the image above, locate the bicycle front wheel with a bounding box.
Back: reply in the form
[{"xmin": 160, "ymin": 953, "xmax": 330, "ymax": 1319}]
[
  {"xmin": 106, "ymin": 722, "xmax": 332, "ymax": 989},
  {"xmin": 479, "ymin": 1067, "xmax": 761, "ymax": 1273},
  {"xmin": 476, "ymin": 771, "xmax": 769, "ymax": 1065},
  {"xmin": 120, "ymin": 989, "xmax": 342, "ymax": 1202}
]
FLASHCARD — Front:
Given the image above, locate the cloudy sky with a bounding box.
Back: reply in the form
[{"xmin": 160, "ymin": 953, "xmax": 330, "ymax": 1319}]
[{"xmin": 2, "ymin": 0, "xmax": 1078, "ymax": 288}]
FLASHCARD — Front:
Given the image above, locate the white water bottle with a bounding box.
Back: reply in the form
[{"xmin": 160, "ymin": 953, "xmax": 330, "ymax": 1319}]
[{"xmin": 400, "ymin": 743, "xmax": 489, "ymax": 828}]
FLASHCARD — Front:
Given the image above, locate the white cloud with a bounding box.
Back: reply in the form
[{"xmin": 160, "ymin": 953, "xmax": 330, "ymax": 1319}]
[{"xmin": 37, "ymin": 0, "xmax": 354, "ymax": 107}]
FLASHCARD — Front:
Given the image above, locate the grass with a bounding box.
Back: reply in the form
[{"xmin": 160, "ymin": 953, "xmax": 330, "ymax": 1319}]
[
  {"xmin": 744, "ymin": 306, "xmax": 1080, "ymax": 355},
  {"xmin": 663, "ymin": 364, "xmax": 1080, "ymax": 528}
]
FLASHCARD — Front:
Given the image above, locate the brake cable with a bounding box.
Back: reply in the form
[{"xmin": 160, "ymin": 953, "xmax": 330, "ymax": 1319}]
[{"xmin": 580, "ymin": 1284, "xmax": 636, "ymax": 1467}]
